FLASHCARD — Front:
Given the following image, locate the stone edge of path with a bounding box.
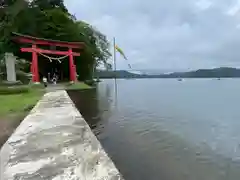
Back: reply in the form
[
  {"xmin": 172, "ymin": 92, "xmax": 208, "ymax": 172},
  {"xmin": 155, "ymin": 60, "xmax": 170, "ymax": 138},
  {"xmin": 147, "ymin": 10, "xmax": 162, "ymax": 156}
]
[{"xmin": 0, "ymin": 90, "xmax": 123, "ymax": 180}]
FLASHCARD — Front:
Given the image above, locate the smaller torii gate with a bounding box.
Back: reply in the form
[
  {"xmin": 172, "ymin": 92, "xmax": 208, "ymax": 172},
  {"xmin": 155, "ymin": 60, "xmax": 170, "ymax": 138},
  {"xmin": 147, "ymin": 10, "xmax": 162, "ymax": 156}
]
[{"xmin": 12, "ymin": 32, "xmax": 84, "ymax": 83}]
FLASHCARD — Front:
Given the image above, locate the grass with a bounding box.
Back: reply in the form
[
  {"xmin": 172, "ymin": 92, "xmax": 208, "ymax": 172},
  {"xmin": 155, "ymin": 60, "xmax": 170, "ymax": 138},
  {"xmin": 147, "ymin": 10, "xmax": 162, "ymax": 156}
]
[
  {"xmin": 0, "ymin": 81, "xmax": 91, "ymax": 147},
  {"xmin": 64, "ymin": 82, "xmax": 93, "ymax": 90},
  {"xmin": 0, "ymin": 88, "xmax": 44, "ymax": 116},
  {"xmin": 0, "ymin": 85, "xmax": 44, "ymax": 148},
  {"xmin": 0, "ymin": 81, "xmax": 91, "ymax": 116},
  {"xmin": 0, "ymin": 81, "xmax": 92, "ymax": 147}
]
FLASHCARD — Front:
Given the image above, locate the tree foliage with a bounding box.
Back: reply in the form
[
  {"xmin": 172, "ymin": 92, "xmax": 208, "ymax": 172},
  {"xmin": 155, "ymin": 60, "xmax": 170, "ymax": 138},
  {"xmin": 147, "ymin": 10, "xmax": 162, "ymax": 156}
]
[{"xmin": 0, "ymin": 0, "xmax": 111, "ymax": 81}]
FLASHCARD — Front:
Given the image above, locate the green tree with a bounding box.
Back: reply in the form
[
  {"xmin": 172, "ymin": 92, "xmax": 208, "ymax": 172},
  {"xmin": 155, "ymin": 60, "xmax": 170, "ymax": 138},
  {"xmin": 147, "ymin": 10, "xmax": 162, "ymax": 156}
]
[
  {"xmin": 76, "ymin": 21, "xmax": 111, "ymax": 79},
  {"xmin": 31, "ymin": 0, "xmax": 67, "ymax": 12},
  {"xmin": 0, "ymin": 0, "xmax": 111, "ymax": 82}
]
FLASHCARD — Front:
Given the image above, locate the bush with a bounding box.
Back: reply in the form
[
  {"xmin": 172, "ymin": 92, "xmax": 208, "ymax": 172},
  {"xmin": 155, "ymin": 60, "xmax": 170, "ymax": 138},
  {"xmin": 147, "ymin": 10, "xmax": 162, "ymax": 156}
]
[
  {"xmin": 84, "ymin": 79, "xmax": 98, "ymax": 86},
  {"xmin": 0, "ymin": 81, "xmax": 23, "ymax": 86},
  {"xmin": 0, "ymin": 86, "xmax": 30, "ymax": 95}
]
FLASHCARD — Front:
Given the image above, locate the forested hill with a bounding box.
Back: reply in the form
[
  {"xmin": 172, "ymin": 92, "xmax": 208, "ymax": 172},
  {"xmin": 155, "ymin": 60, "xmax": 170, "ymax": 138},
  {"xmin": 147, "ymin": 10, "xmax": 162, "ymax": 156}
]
[
  {"xmin": 95, "ymin": 67, "xmax": 240, "ymax": 78},
  {"xmin": 95, "ymin": 70, "xmax": 141, "ymax": 78}
]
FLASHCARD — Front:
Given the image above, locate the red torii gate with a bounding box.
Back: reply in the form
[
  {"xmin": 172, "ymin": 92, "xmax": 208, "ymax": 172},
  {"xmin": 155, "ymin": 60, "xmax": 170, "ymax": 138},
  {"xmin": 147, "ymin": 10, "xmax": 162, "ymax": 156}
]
[{"xmin": 12, "ymin": 32, "xmax": 84, "ymax": 83}]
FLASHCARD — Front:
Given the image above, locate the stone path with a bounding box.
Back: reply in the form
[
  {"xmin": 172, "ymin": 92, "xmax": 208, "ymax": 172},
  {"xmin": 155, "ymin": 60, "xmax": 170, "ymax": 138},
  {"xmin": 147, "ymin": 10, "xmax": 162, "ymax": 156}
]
[
  {"xmin": 0, "ymin": 90, "xmax": 123, "ymax": 180},
  {"xmin": 45, "ymin": 84, "xmax": 65, "ymax": 92}
]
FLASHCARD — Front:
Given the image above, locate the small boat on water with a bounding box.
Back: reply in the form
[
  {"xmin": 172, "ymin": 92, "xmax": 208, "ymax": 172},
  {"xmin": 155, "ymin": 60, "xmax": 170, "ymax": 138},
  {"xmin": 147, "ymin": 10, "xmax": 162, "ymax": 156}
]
[{"xmin": 178, "ymin": 78, "xmax": 183, "ymax": 81}]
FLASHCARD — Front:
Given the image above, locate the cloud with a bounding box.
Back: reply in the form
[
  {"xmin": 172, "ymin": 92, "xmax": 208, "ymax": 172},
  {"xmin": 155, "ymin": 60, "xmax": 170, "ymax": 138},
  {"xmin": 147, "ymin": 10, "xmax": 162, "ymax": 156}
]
[{"xmin": 65, "ymin": 0, "xmax": 240, "ymax": 71}]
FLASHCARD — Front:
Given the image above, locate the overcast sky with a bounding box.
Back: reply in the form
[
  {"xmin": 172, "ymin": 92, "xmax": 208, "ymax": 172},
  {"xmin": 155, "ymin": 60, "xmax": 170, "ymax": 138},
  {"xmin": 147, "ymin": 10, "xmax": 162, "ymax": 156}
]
[{"xmin": 65, "ymin": 0, "xmax": 240, "ymax": 71}]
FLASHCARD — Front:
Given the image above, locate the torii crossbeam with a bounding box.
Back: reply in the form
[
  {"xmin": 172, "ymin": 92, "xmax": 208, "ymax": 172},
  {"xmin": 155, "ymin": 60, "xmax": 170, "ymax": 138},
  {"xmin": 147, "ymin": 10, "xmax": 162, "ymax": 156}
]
[{"xmin": 12, "ymin": 32, "xmax": 84, "ymax": 83}]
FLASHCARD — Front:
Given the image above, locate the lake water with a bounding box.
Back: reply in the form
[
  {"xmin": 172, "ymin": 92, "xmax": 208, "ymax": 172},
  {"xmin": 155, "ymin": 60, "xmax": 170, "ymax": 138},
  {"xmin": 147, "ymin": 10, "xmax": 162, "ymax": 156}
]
[{"xmin": 69, "ymin": 79, "xmax": 240, "ymax": 180}]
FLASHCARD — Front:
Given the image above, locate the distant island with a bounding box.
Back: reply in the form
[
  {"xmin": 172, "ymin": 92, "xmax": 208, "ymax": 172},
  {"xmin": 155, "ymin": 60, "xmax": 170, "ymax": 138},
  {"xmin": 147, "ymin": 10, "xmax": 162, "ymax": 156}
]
[{"xmin": 95, "ymin": 67, "xmax": 240, "ymax": 79}]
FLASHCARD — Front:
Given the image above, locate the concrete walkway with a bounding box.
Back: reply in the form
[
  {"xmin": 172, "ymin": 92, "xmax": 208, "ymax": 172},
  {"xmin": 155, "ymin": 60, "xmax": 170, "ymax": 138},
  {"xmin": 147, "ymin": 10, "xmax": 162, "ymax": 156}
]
[
  {"xmin": 0, "ymin": 90, "xmax": 123, "ymax": 180},
  {"xmin": 45, "ymin": 84, "xmax": 65, "ymax": 92}
]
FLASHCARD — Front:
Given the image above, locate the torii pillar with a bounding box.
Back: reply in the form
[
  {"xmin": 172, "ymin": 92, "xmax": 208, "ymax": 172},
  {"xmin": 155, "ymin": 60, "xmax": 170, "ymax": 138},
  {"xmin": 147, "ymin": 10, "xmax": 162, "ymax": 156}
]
[{"xmin": 31, "ymin": 44, "xmax": 40, "ymax": 83}]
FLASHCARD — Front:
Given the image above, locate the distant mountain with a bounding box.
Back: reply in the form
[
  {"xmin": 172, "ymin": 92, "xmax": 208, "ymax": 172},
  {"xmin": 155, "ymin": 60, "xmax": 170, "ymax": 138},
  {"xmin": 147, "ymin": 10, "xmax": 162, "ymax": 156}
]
[
  {"xmin": 163, "ymin": 67, "xmax": 240, "ymax": 78},
  {"xmin": 137, "ymin": 69, "xmax": 187, "ymax": 75},
  {"xmin": 95, "ymin": 67, "xmax": 240, "ymax": 79},
  {"xmin": 95, "ymin": 70, "xmax": 141, "ymax": 79}
]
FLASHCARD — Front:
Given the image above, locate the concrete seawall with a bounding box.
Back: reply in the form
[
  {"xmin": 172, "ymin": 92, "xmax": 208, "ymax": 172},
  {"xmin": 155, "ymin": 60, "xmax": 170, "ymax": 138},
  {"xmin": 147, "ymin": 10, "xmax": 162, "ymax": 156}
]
[{"xmin": 0, "ymin": 90, "xmax": 123, "ymax": 180}]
